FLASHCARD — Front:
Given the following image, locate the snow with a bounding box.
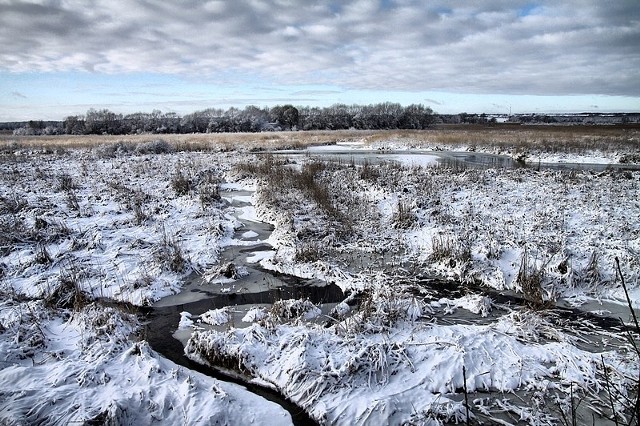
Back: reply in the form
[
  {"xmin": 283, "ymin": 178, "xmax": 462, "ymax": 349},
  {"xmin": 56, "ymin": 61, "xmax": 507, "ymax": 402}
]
[
  {"xmin": 178, "ymin": 311, "xmax": 195, "ymax": 329},
  {"xmin": 0, "ymin": 150, "xmax": 243, "ymax": 306},
  {"xmin": 197, "ymin": 141, "xmax": 638, "ymax": 424},
  {"xmin": 246, "ymin": 249, "xmax": 276, "ymax": 264},
  {"xmin": 186, "ymin": 302, "xmax": 635, "ymax": 425},
  {"xmin": 252, "ymin": 156, "xmax": 639, "ymax": 308},
  {"xmin": 242, "ymin": 307, "xmax": 268, "ymax": 322},
  {"xmin": 1, "ymin": 137, "xmax": 638, "ymax": 425},
  {"xmin": 0, "ymin": 301, "xmax": 291, "ymax": 425},
  {"xmin": 241, "ymin": 230, "xmax": 260, "ymax": 239},
  {"xmin": 0, "ymin": 148, "xmax": 294, "ymax": 425},
  {"xmin": 200, "ymin": 308, "xmax": 232, "ymax": 326}
]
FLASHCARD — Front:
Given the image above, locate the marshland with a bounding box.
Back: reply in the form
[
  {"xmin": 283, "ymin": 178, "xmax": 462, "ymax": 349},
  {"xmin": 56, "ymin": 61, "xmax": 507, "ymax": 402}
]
[{"xmin": 1, "ymin": 126, "xmax": 639, "ymax": 425}]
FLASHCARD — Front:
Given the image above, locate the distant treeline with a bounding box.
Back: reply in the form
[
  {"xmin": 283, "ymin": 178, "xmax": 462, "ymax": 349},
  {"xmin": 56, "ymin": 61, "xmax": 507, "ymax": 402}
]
[
  {"xmin": 6, "ymin": 103, "xmax": 436, "ymax": 136},
  {"xmin": 5, "ymin": 107, "xmax": 638, "ymax": 136}
]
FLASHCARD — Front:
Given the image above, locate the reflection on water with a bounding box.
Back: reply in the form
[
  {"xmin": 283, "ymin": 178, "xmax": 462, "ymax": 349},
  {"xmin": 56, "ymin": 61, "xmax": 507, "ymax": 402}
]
[{"xmin": 274, "ymin": 148, "xmax": 640, "ymax": 172}]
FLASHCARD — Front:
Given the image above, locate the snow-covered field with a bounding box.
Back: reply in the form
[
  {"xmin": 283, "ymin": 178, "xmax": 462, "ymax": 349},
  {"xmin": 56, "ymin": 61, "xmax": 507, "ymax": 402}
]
[
  {"xmin": 1, "ymin": 133, "xmax": 638, "ymax": 425},
  {"xmin": 0, "ymin": 143, "xmax": 292, "ymax": 424}
]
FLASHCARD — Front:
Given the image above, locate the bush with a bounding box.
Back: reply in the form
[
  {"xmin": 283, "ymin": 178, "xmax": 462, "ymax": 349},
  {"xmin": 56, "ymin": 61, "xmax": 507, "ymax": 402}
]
[
  {"xmin": 0, "ymin": 194, "xmax": 28, "ymax": 214},
  {"xmin": 516, "ymin": 248, "xmax": 547, "ymax": 309},
  {"xmin": 93, "ymin": 141, "xmax": 136, "ymax": 158},
  {"xmin": 135, "ymin": 139, "xmax": 174, "ymax": 154},
  {"xmin": 45, "ymin": 261, "xmax": 89, "ymax": 310},
  {"xmin": 392, "ymin": 201, "xmax": 415, "ymax": 229},
  {"xmin": 154, "ymin": 228, "xmax": 188, "ymax": 272},
  {"xmin": 57, "ymin": 174, "xmax": 76, "ymax": 192},
  {"xmin": 171, "ymin": 169, "xmax": 191, "ymax": 196}
]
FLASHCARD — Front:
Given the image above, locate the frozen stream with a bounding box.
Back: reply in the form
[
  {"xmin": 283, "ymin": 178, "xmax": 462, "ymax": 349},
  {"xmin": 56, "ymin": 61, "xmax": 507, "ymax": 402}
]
[
  {"xmin": 276, "ymin": 146, "xmax": 640, "ymax": 171},
  {"xmin": 145, "ymin": 188, "xmax": 344, "ymax": 426}
]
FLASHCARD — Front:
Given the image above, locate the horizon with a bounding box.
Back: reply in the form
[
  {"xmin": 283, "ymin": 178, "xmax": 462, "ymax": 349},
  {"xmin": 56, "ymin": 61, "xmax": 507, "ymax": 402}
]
[
  {"xmin": 2, "ymin": 1, "xmax": 639, "ymax": 121},
  {"xmin": 3, "ymin": 103, "xmax": 640, "ymax": 124}
]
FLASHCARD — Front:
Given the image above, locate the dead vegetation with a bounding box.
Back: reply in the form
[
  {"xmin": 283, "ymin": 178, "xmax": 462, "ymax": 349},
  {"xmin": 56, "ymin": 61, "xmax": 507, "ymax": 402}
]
[
  {"xmin": 3, "ymin": 125, "xmax": 638, "ymax": 160},
  {"xmin": 516, "ymin": 247, "xmax": 548, "ymax": 309},
  {"xmin": 364, "ymin": 125, "xmax": 640, "ymax": 156},
  {"xmin": 154, "ymin": 227, "xmax": 188, "ymax": 273}
]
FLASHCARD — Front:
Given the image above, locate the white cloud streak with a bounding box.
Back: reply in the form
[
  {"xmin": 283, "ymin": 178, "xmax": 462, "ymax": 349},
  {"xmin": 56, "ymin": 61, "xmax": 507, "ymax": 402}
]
[{"xmin": 1, "ymin": 0, "xmax": 639, "ymax": 96}]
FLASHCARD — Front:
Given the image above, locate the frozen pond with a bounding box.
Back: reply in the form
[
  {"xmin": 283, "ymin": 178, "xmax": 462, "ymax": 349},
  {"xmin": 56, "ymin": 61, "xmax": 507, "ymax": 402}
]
[{"xmin": 275, "ymin": 145, "xmax": 640, "ymax": 172}]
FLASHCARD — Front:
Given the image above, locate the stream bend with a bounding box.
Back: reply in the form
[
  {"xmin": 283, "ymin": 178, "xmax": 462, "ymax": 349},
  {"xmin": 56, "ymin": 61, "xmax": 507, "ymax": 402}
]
[{"xmin": 145, "ymin": 189, "xmax": 343, "ymax": 426}]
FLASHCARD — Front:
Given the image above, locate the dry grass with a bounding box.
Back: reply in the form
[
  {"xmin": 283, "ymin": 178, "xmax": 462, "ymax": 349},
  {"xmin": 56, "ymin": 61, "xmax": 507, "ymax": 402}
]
[
  {"xmin": 0, "ymin": 131, "xmax": 349, "ymax": 151},
  {"xmin": 364, "ymin": 125, "xmax": 640, "ymax": 153},
  {"xmin": 1, "ymin": 125, "xmax": 638, "ymax": 153}
]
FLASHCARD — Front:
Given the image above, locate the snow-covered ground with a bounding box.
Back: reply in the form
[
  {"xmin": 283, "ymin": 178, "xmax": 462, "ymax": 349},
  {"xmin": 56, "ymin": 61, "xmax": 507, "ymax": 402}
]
[
  {"xmin": 0, "ymin": 146, "xmax": 293, "ymax": 424},
  {"xmin": 248, "ymin": 152, "xmax": 639, "ymax": 308},
  {"xmin": 0, "ymin": 301, "xmax": 292, "ymax": 424},
  {"xmin": 1, "ymin": 137, "xmax": 638, "ymax": 425},
  {"xmin": 190, "ymin": 144, "xmax": 639, "ymax": 424}
]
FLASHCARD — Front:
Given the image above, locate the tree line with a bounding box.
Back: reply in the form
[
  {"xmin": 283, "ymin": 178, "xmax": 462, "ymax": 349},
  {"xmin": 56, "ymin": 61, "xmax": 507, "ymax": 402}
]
[{"xmin": 10, "ymin": 103, "xmax": 436, "ymax": 136}]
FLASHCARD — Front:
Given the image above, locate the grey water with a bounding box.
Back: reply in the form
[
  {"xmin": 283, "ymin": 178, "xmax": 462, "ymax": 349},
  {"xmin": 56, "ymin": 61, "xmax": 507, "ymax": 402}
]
[
  {"xmin": 145, "ymin": 189, "xmax": 345, "ymax": 426},
  {"xmin": 275, "ymin": 147, "xmax": 640, "ymax": 172}
]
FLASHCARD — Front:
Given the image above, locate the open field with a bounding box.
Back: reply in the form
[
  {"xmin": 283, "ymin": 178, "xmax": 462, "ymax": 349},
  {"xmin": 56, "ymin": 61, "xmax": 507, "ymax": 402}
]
[
  {"xmin": 2, "ymin": 124, "xmax": 639, "ymax": 158},
  {"xmin": 0, "ymin": 128, "xmax": 638, "ymax": 425}
]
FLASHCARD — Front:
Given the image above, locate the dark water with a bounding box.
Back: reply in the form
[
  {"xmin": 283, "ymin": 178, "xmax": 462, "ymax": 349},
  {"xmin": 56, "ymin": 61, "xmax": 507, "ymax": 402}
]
[
  {"xmin": 144, "ymin": 281, "xmax": 344, "ymax": 426},
  {"xmin": 144, "ymin": 188, "xmax": 345, "ymax": 425}
]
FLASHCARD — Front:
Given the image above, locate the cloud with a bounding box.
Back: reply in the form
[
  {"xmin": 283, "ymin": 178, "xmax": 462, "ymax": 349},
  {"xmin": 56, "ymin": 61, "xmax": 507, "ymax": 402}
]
[
  {"xmin": 0, "ymin": 0, "xmax": 639, "ymax": 96},
  {"xmin": 424, "ymin": 98, "xmax": 443, "ymax": 106},
  {"xmin": 290, "ymin": 90, "xmax": 343, "ymax": 96}
]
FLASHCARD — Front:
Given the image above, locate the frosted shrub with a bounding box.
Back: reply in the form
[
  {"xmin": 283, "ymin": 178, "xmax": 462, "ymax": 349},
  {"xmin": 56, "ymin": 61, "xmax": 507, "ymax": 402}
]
[{"xmin": 269, "ymin": 299, "xmax": 321, "ymax": 322}]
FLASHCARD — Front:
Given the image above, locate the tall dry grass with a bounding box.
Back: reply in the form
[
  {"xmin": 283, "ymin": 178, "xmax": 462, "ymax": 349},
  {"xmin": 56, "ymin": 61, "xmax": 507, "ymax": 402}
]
[
  {"xmin": 365, "ymin": 125, "xmax": 640, "ymax": 152},
  {"xmin": 0, "ymin": 131, "xmax": 349, "ymax": 152},
  {"xmin": 1, "ymin": 125, "xmax": 638, "ymax": 153}
]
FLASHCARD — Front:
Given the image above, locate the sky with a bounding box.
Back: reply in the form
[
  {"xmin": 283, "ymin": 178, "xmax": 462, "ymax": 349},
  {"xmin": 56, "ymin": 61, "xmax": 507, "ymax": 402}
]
[{"xmin": 1, "ymin": 0, "xmax": 639, "ymax": 121}]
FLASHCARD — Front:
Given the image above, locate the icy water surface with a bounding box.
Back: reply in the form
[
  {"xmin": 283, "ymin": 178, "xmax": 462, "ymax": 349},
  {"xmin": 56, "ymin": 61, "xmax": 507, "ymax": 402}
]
[
  {"xmin": 146, "ymin": 188, "xmax": 344, "ymax": 426},
  {"xmin": 277, "ymin": 147, "xmax": 640, "ymax": 171}
]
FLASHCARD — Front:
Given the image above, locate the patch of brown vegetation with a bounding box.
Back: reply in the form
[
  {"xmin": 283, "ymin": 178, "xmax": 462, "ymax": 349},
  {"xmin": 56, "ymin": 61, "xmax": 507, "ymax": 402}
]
[{"xmin": 1, "ymin": 125, "xmax": 638, "ymax": 154}]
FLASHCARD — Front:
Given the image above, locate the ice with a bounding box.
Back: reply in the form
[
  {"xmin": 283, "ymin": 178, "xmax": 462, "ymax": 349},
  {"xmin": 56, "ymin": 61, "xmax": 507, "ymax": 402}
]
[{"xmin": 241, "ymin": 230, "xmax": 260, "ymax": 239}]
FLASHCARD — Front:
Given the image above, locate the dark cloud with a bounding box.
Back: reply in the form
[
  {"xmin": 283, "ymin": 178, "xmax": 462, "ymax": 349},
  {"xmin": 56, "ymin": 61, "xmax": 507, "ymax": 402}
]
[
  {"xmin": 424, "ymin": 98, "xmax": 443, "ymax": 106},
  {"xmin": 0, "ymin": 0, "xmax": 638, "ymax": 96}
]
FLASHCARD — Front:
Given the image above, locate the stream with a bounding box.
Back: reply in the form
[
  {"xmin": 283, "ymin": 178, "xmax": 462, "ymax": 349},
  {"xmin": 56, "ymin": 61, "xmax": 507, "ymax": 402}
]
[{"xmin": 145, "ymin": 187, "xmax": 344, "ymax": 425}]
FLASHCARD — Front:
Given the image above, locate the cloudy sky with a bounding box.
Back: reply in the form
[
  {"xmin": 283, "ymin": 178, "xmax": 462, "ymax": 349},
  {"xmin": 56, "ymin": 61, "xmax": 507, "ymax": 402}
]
[{"xmin": 1, "ymin": 0, "xmax": 639, "ymax": 120}]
